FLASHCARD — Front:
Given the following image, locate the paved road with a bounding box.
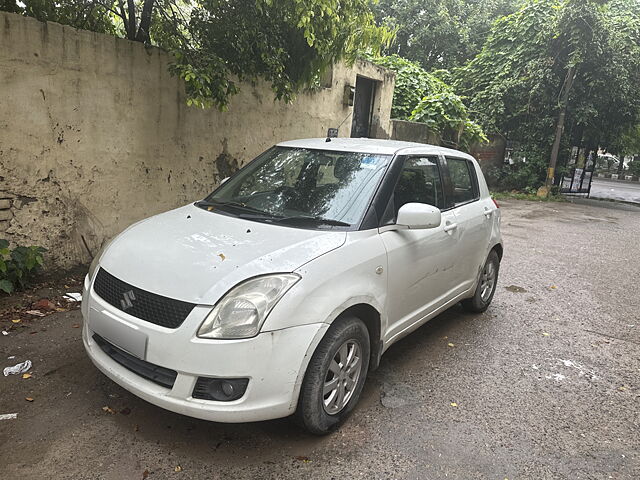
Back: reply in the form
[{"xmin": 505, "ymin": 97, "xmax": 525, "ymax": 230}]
[
  {"xmin": 1, "ymin": 200, "xmax": 639, "ymax": 479},
  {"xmin": 590, "ymin": 178, "xmax": 640, "ymax": 204}
]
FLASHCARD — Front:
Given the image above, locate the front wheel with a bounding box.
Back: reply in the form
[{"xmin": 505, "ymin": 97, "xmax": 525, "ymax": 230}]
[
  {"xmin": 295, "ymin": 316, "xmax": 370, "ymax": 435},
  {"xmin": 462, "ymin": 250, "xmax": 500, "ymax": 313}
]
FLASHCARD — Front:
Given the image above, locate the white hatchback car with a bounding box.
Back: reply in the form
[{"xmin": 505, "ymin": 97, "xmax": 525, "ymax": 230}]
[{"xmin": 82, "ymin": 138, "xmax": 502, "ymax": 434}]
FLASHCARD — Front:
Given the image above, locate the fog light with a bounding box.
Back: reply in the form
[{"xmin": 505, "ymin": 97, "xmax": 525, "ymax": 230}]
[
  {"xmin": 193, "ymin": 377, "xmax": 249, "ymax": 401},
  {"xmin": 221, "ymin": 381, "xmax": 235, "ymax": 397}
]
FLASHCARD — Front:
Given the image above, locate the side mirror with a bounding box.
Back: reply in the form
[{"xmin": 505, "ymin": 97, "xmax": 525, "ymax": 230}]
[
  {"xmin": 396, "ymin": 203, "xmax": 441, "ymax": 229},
  {"xmin": 220, "ymin": 177, "xmax": 230, "ymax": 184}
]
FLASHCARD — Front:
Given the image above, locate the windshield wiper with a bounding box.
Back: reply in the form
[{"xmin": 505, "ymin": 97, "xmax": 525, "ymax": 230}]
[
  {"xmin": 197, "ymin": 201, "xmax": 350, "ymax": 226},
  {"xmin": 271, "ymin": 215, "xmax": 351, "ymax": 227},
  {"xmin": 196, "ymin": 200, "xmax": 273, "ymax": 217}
]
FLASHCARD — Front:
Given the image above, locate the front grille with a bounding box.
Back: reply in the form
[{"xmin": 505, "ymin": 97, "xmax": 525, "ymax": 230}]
[
  {"xmin": 93, "ymin": 334, "xmax": 177, "ymax": 389},
  {"xmin": 93, "ymin": 268, "xmax": 196, "ymax": 329}
]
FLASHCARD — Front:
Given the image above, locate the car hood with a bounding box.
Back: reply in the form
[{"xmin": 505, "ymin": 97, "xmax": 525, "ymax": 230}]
[{"xmin": 99, "ymin": 204, "xmax": 346, "ymax": 304}]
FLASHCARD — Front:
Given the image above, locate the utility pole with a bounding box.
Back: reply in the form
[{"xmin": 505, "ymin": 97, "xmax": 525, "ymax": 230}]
[{"xmin": 543, "ymin": 65, "xmax": 576, "ymax": 195}]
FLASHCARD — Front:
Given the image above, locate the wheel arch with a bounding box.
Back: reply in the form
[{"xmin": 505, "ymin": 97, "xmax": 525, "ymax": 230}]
[
  {"xmin": 335, "ymin": 303, "xmax": 383, "ymax": 371},
  {"xmin": 290, "ymin": 299, "xmax": 384, "ymax": 412},
  {"xmin": 491, "ymin": 242, "xmax": 504, "ymax": 261}
]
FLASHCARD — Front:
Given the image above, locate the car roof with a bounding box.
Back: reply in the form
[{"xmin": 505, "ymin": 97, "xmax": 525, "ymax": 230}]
[{"xmin": 276, "ymin": 138, "xmax": 475, "ymax": 160}]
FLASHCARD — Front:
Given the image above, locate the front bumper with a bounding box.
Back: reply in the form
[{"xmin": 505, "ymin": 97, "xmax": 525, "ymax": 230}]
[{"xmin": 81, "ymin": 277, "xmax": 328, "ymax": 423}]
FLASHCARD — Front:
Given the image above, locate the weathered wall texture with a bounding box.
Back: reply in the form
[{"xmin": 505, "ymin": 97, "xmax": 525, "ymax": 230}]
[
  {"xmin": 0, "ymin": 12, "xmax": 395, "ymax": 268},
  {"xmin": 390, "ymin": 119, "xmax": 441, "ymax": 145}
]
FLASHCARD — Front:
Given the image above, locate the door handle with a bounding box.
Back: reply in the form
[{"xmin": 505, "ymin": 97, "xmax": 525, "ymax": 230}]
[
  {"xmin": 483, "ymin": 207, "xmax": 492, "ymax": 218},
  {"xmin": 443, "ymin": 222, "xmax": 458, "ymax": 233}
]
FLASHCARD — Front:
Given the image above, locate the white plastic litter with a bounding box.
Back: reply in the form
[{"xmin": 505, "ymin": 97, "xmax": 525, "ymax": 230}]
[
  {"xmin": 3, "ymin": 360, "xmax": 32, "ymax": 377},
  {"xmin": 1, "ymin": 331, "xmax": 7, "ymax": 336},
  {"xmin": 7, "ymin": 356, "xmax": 15, "ymax": 360},
  {"xmin": 64, "ymin": 292, "xmax": 82, "ymax": 302},
  {"xmin": 0, "ymin": 413, "xmax": 18, "ymax": 420}
]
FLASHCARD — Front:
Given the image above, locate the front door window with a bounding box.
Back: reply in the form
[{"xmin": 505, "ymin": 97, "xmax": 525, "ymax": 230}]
[{"xmin": 393, "ymin": 156, "xmax": 445, "ymax": 216}]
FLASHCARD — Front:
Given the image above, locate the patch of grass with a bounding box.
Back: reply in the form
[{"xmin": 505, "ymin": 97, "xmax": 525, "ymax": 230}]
[{"xmin": 491, "ymin": 191, "xmax": 567, "ymax": 202}]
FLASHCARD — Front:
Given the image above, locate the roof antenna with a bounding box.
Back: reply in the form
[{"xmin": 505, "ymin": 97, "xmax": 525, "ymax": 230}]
[
  {"xmin": 326, "ymin": 111, "xmax": 353, "ymax": 142},
  {"xmin": 326, "ymin": 128, "xmax": 337, "ymax": 142}
]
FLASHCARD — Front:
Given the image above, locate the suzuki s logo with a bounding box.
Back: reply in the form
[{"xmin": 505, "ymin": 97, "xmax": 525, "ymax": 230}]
[{"xmin": 120, "ymin": 290, "xmax": 136, "ymax": 310}]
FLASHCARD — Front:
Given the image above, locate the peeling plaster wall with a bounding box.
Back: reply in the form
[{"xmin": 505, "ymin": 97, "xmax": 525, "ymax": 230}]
[{"xmin": 0, "ymin": 12, "xmax": 395, "ymax": 268}]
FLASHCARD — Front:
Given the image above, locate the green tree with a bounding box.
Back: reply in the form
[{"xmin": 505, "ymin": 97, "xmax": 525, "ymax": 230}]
[
  {"xmin": 456, "ymin": 0, "xmax": 640, "ymax": 189},
  {"xmin": 1, "ymin": 0, "xmax": 393, "ymax": 109},
  {"xmin": 373, "ymin": 0, "xmax": 521, "ymax": 70},
  {"xmin": 370, "ymin": 55, "xmax": 486, "ymax": 150},
  {"xmin": 2, "ymin": 0, "xmax": 118, "ymax": 33}
]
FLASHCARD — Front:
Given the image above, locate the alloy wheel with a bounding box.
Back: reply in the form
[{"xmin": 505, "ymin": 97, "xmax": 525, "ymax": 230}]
[
  {"xmin": 480, "ymin": 260, "xmax": 497, "ymax": 302},
  {"xmin": 322, "ymin": 340, "xmax": 362, "ymax": 415}
]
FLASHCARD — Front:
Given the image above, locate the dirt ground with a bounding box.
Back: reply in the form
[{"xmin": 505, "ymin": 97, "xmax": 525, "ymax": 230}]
[{"xmin": 1, "ymin": 199, "xmax": 639, "ymax": 480}]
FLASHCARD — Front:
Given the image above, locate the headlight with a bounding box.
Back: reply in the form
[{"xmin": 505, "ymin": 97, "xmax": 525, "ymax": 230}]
[
  {"xmin": 87, "ymin": 237, "xmax": 115, "ymax": 280},
  {"xmin": 197, "ymin": 274, "xmax": 301, "ymax": 339}
]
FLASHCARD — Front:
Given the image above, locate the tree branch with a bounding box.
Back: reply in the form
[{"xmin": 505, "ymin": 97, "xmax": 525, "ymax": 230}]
[
  {"xmin": 155, "ymin": 1, "xmax": 195, "ymax": 51},
  {"xmin": 136, "ymin": 0, "xmax": 155, "ymax": 42},
  {"xmin": 117, "ymin": 0, "xmax": 128, "ymax": 31},
  {"xmin": 126, "ymin": 0, "xmax": 137, "ymax": 40},
  {"xmin": 94, "ymin": 0, "xmax": 126, "ymax": 23}
]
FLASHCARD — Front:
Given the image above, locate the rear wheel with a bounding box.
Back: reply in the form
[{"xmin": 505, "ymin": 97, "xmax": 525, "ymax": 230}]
[
  {"xmin": 462, "ymin": 250, "xmax": 500, "ymax": 313},
  {"xmin": 295, "ymin": 316, "xmax": 370, "ymax": 435}
]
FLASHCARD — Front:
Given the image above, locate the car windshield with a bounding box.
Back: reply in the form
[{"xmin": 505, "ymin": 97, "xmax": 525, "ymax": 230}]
[{"xmin": 200, "ymin": 147, "xmax": 392, "ymax": 228}]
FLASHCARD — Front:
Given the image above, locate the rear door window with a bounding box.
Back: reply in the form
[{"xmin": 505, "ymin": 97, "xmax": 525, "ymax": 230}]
[{"xmin": 446, "ymin": 158, "xmax": 478, "ymax": 205}]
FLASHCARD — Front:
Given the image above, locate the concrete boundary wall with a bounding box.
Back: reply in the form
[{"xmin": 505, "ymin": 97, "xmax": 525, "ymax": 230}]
[
  {"xmin": 390, "ymin": 119, "xmax": 441, "ymax": 145},
  {"xmin": 0, "ymin": 12, "xmax": 395, "ymax": 268}
]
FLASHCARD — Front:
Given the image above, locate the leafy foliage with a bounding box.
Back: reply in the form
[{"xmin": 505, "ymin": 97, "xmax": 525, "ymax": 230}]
[
  {"xmin": 370, "ymin": 55, "xmax": 486, "ymax": 150},
  {"xmin": 484, "ymin": 156, "xmax": 550, "ymax": 192},
  {"xmin": 373, "ymin": 0, "xmax": 521, "ymax": 70},
  {"xmin": 0, "ymin": 240, "xmax": 46, "ymax": 294},
  {"xmin": 368, "ymin": 55, "xmax": 448, "ymax": 119},
  {"xmin": 411, "ymin": 92, "xmax": 487, "ymax": 150},
  {"xmin": 2, "ymin": 0, "xmax": 119, "ymax": 34}
]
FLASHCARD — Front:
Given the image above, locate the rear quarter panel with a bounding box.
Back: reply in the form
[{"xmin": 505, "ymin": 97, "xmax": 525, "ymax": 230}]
[
  {"xmin": 472, "ymin": 160, "xmax": 502, "ymax": 253},
  {"xmin": 472, "ymin": 160, "xmax": 502, "ymax": 267}
]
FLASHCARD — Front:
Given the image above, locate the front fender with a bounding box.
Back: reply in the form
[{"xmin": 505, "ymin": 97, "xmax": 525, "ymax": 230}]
[
  {"xmin": 261, "ymin": 230, "xmax": 388, "ymax": 333},
  {"xmin": 261, "ymin": 230, "xmax": 388, "ymax": 411}
]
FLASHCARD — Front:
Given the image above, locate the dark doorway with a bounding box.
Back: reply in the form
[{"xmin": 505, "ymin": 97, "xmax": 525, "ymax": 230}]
[{"xmin": 351, "ymin": 76, "xmax": 376, "ymax": 138}]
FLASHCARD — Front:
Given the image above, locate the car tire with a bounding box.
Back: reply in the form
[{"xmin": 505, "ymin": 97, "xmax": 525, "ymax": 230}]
[
  {"xmin": 295, "ymin": 316, "xmax": 370, "ymax": 435},
  {"xmin": 462, "ymin": 250, "xmax": 500, "ymax": 313}
]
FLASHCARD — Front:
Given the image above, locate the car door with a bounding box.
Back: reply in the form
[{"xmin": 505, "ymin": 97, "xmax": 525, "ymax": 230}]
[
  {"xmin": 444, "ymin": 157, "xmax": 492, "ymax": 292},
  {"xmin": 379, "ymin": 155, "xmax": 463, "ymax": 343}
]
